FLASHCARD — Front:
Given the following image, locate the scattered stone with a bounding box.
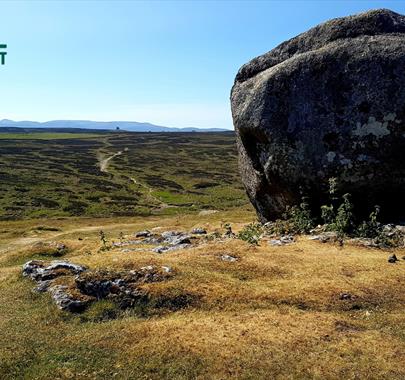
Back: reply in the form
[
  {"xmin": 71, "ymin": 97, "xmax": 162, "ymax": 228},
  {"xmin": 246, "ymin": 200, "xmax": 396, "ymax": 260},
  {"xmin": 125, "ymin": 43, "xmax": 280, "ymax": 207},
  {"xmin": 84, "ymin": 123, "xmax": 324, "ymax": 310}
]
[
  {"xmin": 339, "ymin": 293, "xmax": 353, "ymax": 301},
  {"xmin": 22, "ymin": 260, "xmax": 173, "ymax": 313},
  {"xmin": 191, "ymin": 228, "xmax": 207, "ymax": 235},
  {"xmin": 308, "ymin": 232, "xmax": 338, "ymax": 243},
  {"xmin": 269, "ymin": 235, "xmax": 294, "ymax": 246},
  {"xmin": 220, "ymin": 254, "xmax": 238, "ymax": 262},
  {"xmin": 135, "ymin": 230, "xmax": 151, "ymax": 238},
  {"xmin": 112, "ymin": 240, "xmax": 139, "ymax": 247},
  {"xmin": 161, "ymin": 231, "xmax": 180, "ymax": 239},
  {"xmin": 388, "ymin": 254, "xmax": 398, "ymax": 263},
  {"xmin": 170, "ymin": 235, "xmax": 191, "ymax": 245},
  {"xmin": 141, "ymin": 236, "xmax": 163, "ymax": 245},
  {"xmin": 152, "ymin": 244, "xmax": 190, "ymax": 254}
]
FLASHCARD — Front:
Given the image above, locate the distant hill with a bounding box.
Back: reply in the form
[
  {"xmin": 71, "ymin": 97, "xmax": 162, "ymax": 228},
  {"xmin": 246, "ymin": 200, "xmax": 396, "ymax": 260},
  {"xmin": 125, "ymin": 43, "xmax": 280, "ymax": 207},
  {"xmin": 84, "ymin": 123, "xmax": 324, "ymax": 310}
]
[{"xmin": 0, "ymin": 119, "xmax": 229, "ymax": 132}]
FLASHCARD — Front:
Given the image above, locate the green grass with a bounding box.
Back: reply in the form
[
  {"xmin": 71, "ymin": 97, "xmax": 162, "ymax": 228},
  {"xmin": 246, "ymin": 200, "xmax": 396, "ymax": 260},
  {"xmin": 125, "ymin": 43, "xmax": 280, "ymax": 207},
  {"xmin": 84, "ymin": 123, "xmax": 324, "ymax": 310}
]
[
  {"xmin": 0, "ymin": 132, "xmax": 103, "ymax": 139},
  {"xmin": 0, "ymin": 131, "xmax": 247, "ymax": 220}
]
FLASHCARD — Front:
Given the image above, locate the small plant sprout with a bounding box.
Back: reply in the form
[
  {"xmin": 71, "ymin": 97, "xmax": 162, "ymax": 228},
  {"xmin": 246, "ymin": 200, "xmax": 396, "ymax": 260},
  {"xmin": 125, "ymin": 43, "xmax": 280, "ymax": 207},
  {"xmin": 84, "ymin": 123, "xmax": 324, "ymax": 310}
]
[
  {"xmin": 222, "ymin": 222, "xmax": 235, "ymax": 237},
  {"xmin": 99, "ymin": 230, "xmax": 107, "ymax": 247}
]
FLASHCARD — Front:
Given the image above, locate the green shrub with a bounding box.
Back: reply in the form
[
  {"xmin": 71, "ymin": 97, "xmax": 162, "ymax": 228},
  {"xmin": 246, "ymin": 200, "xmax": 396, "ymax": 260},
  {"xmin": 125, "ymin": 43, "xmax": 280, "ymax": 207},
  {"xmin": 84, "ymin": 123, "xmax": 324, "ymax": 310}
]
[
  {"xmin": 265, "ymin": 197, "xmax": 314, "ymax": 236},
  {"xmin": 285, "ymin": 198, "xmax": 314, "ymax": 234},
  {"xmin": 321, "ymin": 205, "xmax": 335, "ymax": 225},
  {"xmin": 332, "ymin": 193, "xmax": 354, "ymax": 235},
  {"xmin": 238, "ymin": 222, "xmax": 263, "ymax": 245},
  {"xmin": 357, "ymin": 205, "xmax": 381, "ymax": 238}
]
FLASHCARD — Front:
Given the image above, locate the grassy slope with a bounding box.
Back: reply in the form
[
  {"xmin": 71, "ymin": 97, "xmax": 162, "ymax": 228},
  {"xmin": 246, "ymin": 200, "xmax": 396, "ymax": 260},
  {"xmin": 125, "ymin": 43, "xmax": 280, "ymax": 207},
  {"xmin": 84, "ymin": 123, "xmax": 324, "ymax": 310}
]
[
  {"xmin": 0, "ymin": 132, "xmax": 246, "ymax": 220},
  {"xmin": 0, "ymin": 209, "xmax": 404, "ymax": 379}
]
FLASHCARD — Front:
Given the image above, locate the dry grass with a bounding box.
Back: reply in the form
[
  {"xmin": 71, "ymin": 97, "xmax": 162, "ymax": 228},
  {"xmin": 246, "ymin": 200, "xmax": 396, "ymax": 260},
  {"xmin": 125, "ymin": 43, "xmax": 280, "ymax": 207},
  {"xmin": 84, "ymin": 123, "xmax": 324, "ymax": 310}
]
[{"xmin": 0, "ymin": 208, "xmax": 404, "ymax": 379}]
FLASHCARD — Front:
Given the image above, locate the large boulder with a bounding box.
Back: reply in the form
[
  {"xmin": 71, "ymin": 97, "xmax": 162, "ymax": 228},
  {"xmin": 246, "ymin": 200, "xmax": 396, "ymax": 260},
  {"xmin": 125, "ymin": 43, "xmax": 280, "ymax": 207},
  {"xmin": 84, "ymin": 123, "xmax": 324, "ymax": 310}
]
[{"xmin": 231, "ymin": 9, "xmax": 405, "ymax": 222}]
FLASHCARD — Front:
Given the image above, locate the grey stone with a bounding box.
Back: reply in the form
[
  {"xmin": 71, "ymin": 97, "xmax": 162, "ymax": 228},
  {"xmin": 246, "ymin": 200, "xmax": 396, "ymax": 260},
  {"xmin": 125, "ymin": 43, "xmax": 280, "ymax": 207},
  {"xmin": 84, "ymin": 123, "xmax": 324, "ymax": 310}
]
[
  {"xmin": 152, "ymin": 244, "xmax": 190, "ymax": 254},
  {"xmin": 339, "ymin": 293, "xmax": 353, "ymax": 300},
  {"xmin": 22, "ymin": 260, "xmax": 87, "ymax": 281},
  {"xmin": 269, "ymin": 235, "xmax": 294, "ymax": 246},
  {"xmin": 22, "ymin": 261, "xmax": 173, "ymax": 313},
  {"xmin": 308, "ymin": 232, "xmax": 338, "ymax": 243},
  {"xmin": 34, "ymin": 280, "xmax": 52, "ymax": 293},
  {"xmin": 191, "ymin": 228, "xmax": 207, "ymax": 235},
  {"xmin": 135, "ymin": 230, "xmax": 151, "ymax": 238},
  {"xmin": 231, "ymin": 9, "xmax": 405, "ymax": 222},
  {"xmin": 48, "ymin": 285, "xmax": 91, "ymax": 312},
  {"xmin": 388, "ymin": 254, "xmax": 398, "ymax": 263},
  {"xmin": 220, "ymin": 254, "xmax": 238, "ymax": 262}
]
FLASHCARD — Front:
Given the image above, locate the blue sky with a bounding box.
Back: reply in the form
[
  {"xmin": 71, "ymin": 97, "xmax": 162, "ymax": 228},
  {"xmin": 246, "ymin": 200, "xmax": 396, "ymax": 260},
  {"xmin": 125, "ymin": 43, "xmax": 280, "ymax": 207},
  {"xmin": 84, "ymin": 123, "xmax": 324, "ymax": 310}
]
[{"xmin": 1, "ymin": 0, "xmax": 404, "ymax": 129}]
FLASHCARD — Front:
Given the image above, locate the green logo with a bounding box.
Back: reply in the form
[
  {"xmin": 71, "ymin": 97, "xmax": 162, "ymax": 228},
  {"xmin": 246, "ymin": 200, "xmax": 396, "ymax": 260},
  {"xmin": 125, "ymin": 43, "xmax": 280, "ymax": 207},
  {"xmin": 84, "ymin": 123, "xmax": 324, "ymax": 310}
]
[{"xmin": 0, "ymin": 44, "xmax": 7, "ymax": 65}]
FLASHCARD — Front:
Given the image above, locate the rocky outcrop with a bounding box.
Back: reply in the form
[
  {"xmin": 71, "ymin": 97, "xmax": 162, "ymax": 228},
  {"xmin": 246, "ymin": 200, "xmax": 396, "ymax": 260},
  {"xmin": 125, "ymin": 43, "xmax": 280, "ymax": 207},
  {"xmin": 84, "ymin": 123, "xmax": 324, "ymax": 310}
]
[
  {"xmin": 23, "ymin": 260, "xmax": 172, "ymax": 312},
  {"xmin": 231, "ymin": 9, "xmax": 405, "ymax": 222}
]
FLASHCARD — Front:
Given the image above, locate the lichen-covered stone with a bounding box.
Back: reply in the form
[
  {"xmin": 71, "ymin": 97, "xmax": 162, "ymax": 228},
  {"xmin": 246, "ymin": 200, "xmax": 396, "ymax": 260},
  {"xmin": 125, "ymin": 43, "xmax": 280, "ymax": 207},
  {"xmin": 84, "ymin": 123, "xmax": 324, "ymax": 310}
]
[
  {"xmin": 231, "ymin": 9, "xmax": 405, "ymax": 222},
  {"xmin": 22, "ymin": 260, "xmax": 173, "ymax": 312}
]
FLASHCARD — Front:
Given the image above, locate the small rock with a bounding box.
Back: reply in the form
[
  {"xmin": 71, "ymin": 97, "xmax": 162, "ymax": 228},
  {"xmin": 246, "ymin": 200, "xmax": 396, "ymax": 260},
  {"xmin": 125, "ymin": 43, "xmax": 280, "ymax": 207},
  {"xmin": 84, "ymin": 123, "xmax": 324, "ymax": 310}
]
[
  {"xmin": 269, "ymin": 235, "xmax": 294, "ymax": 246},
  {"xmin": 308, "ymin": 232, "xmax": 338, "ymax": 243},
  {"xmin": 152, "ymin": 244, "xmax": 190, "ymax": 254},
  {"xmin": 339, "ymin": 293, "xmax": 353, "ymax": 300},
  {"xmin": 170, "ymin": 235, "xmax": 191, "ymax": 246},
  {"xmin": 48, "ymin": 285, "xmax": 92, "ymax": 312},
  {"xmin": 34, "ymin": 280, "xmax": 52, "ymax": 293},
  {"xmin": 388, "ymin": 254, "xmax": 398, "ymax": 263},
  {"xmin": 160, "ymin": 231, "xmax": 191, "ymax": 245},
  {"xmin": 220, "ymin": 254, "xmax": 238, "ymax": 262},
  {"xmin": 161, "ymin": 266, "xmax": 172, "ymax": 273},
  {"xmin": 22, "ymin": 260, "xmax": 87, "ymax": 281},
  {"xmin": 140, "ymin": 265, "xmax": 155, "ymax": 271},
  {"xmin": 135, "ymin": 230, "xmax": 151, "ymax": 238},
  {"xmin": 161, "ymin": 231, "xmax": 181, "ymax": 239},
  {"xmin": 191, "ymin": 228, "xmax": 207, "ymax": 235}
]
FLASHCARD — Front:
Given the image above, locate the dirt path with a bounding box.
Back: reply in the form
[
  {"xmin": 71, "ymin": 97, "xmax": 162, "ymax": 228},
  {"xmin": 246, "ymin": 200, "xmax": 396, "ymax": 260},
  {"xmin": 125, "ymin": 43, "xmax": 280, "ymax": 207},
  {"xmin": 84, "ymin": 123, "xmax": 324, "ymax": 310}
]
[
  {"xmin": 129, "ymin": 177, "xmax": 169, "ymax": 208},
  {"xmin": 96, "ymin": 144, "xmax": 174, "ymax": 210},
  {"xmin": 98, "ymin": 151, "xmax": 123, "ymax": 172}
]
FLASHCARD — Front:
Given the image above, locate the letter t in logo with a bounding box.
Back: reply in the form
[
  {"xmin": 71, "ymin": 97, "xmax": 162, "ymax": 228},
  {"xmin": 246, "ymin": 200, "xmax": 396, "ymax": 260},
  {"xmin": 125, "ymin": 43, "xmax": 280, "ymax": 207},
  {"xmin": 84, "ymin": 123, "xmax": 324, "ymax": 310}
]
[{"xmin": 0, "ymin": 45, "xmax": 7, "ymax": 65}]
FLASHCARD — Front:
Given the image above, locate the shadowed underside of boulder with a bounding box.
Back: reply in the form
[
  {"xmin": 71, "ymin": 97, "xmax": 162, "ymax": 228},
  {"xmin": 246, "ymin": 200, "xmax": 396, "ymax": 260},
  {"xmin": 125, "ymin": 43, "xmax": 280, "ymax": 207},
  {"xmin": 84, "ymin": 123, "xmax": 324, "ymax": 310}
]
[{"xmin": 231, "ymin": 9, "xmax": 405, "ymax": 222}]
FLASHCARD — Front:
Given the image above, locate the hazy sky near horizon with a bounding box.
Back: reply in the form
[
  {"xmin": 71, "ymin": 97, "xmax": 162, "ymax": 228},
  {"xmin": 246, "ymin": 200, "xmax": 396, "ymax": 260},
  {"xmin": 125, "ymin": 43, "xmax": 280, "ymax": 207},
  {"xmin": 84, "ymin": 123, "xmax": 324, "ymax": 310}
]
[{"xmin": 1, "ymin": 0, "xmax": 405, "ymax": 129}]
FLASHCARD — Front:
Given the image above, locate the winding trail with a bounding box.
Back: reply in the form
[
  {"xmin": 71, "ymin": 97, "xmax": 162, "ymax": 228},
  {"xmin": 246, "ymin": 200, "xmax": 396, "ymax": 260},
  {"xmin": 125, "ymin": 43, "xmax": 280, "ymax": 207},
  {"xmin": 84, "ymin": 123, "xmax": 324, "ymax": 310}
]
[
  {"xmin": 98, "ymin": 151, "xmax": 122, "ymax": 172},
  {"xmin": 130, "ymin": 177, "xmax": 171, "ymax": 209},
  {"xmin": 96, "ymin": 145, "xmax": 174, "ymax": 210}
]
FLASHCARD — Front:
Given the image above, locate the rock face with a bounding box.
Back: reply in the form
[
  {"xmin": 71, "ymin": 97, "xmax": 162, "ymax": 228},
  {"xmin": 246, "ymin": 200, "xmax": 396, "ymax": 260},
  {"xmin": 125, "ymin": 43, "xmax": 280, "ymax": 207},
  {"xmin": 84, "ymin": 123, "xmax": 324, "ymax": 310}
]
[{"xmin": 231, "ymin": 9, "xmax": 405, "ymax": 222}]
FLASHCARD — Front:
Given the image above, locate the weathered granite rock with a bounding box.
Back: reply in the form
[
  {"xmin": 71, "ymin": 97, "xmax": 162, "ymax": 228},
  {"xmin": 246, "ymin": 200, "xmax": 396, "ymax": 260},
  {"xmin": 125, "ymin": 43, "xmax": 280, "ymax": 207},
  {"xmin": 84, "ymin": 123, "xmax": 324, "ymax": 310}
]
[
  {"xmin": 231, "ymin": 9, "xmax": 405, "ymax": 222},
  {"xmin": 23, "ymin": 260, "xmax": 173, "ymax": 312},
  {"xmin": 22, "ymin": 260, "xmax": 87, "ymax": 281}
]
